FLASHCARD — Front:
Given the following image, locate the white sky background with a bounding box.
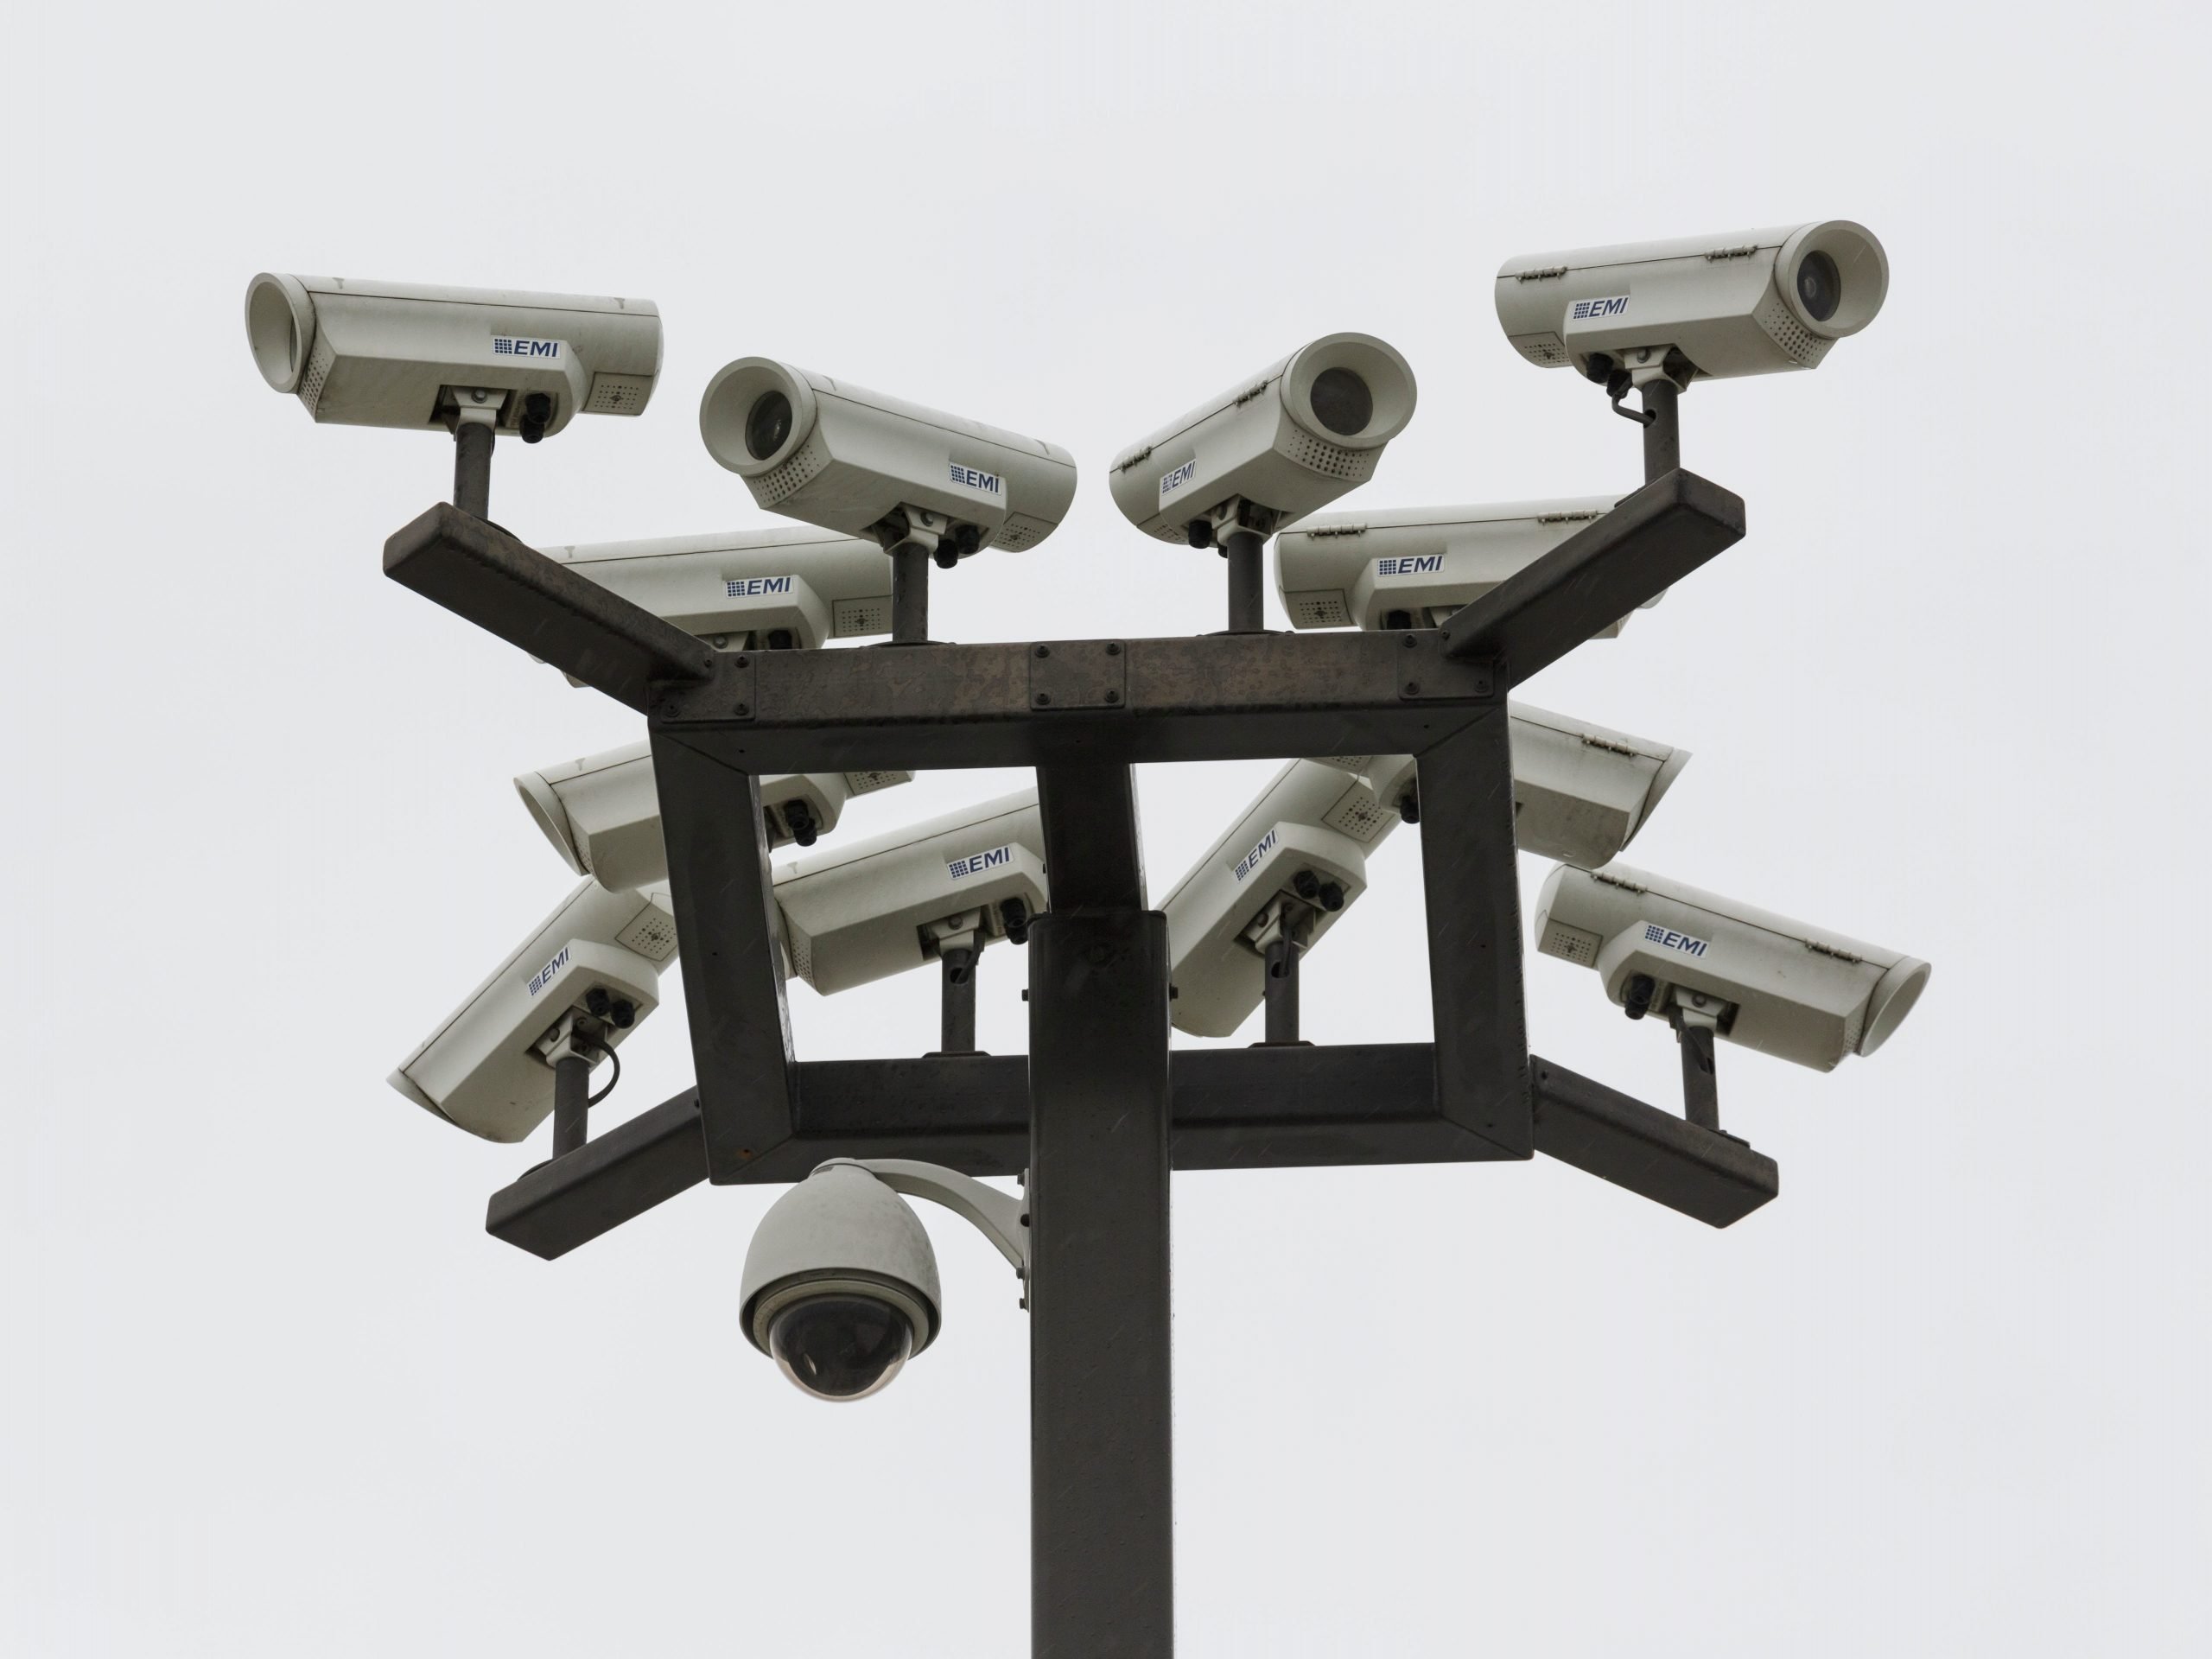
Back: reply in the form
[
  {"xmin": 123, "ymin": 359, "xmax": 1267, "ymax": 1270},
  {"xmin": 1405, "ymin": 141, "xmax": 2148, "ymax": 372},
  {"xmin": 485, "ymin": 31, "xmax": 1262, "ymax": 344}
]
[{"xmin": 3, "ymin": 1, "xmax": 2206, "ymax": 1652}]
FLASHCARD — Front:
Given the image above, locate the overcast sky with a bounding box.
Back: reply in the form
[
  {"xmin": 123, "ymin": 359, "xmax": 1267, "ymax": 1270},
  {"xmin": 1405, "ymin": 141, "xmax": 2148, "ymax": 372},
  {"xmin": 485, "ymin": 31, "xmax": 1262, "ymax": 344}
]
[{"xmin": 3, "ymin": 3, "xmax": 2205, "ymax": 1654}]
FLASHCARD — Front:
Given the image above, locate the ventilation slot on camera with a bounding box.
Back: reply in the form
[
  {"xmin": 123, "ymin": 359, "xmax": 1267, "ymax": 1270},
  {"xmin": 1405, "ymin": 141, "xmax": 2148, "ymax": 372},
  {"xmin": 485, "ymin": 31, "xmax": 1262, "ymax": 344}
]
[
  {"xmin": 585, "ymin": 373, "xmax": 653, "ymax": 415},
  {"xmin": 1753, "ymin": 288, "xmax": 1834, "ymax": 368},
  {"xmin": 844, "ymin": 770, "xmax": 904, "ymax": 794},
  {"xmin": 296, "ymin": 334, "xmax": 337, "ymax": 416},
  {"xmin": 1316, "ymin": 754, "xmax": 1373, "ymax": 772},
  {"xmin": 785, "ymin": 922, "xmax": 815, "ymax": 986},
  {"xmin": 753, "ymin": 435, "xmax": 830, "ymax": 508},
  {"xmin": 1324, "ymin": 785, "xmax": 1392, "ymax": 843},
  {"xmin": 1286, "ymin": 432, "xmax": 1380, "ymax": 482},
  {"xmin": 617, "ymin": 906, "xmax": 679, "ymax": 963},
  {"xmin": 833, "ymin": 597, "xmax": 890, "ymax": 638},
  {"xmin": 995, "ymin": 513, "xmax": 1055, "ymax": 551},
  {"xmin": 1284, "ymin": 590, "xmax": 1351, "ymax": 627},
  {"xmin": 1511, "ymin": 332, "xmax": 1568, "ymax": 367},
  {"xmin": 1539, "ymin": 922, "xmax": 1603, "ymax": 966}
]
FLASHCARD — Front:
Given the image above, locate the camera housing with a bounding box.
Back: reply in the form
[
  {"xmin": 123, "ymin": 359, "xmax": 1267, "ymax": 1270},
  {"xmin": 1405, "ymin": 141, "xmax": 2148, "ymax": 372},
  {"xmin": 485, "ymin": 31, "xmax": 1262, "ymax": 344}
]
[
  {"xmin": 1109, "ymin": 334, "xmax": 1418, "ymax": 544},
  {"xmin": 774, "ymin": 791, "xmax": 1048, "ymax": 995},
  {"xmin": 699, "ymin": 358, "xmax": 1077, "ymax": 559},
  {"xmin": 516, "ymin": 740, "xmax": 912, "ymax": 889},
  {"xmin": 387, "ymin": 880, "xmax": 676, "ymax": 1141},
  {"xmin": 1534, "ymin": 861, "xmax": 1930, "ymax": 1071},
  {"xmin": 1275, "ymin": 495, "xmax": 1657, "ymax": 635},
  {"xmin": 546, "ymin": 526, "xmax": 895, "ymax": 652},
  {"xmin": 1495, "ymin": 222, "xmax": 1888, "ymax": 390},
  {"xmin": 244, "ymin": 273, "xmax": 662, "ymax": 437},
  {"xmin": 1504, "ymin": 705, "xmax": 1688, "ymax": 870},
  {"xmin": 741, "ymin": 1162, "xmax": 942, "ymax": 1403}
]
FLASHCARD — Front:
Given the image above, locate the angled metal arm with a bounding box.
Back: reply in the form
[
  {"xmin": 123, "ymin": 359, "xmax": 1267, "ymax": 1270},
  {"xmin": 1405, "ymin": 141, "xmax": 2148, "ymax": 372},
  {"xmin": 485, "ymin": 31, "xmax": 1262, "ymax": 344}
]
[{"xmin": 1439, "ymin": 469, "xmax": 1746, "ymax": 683}]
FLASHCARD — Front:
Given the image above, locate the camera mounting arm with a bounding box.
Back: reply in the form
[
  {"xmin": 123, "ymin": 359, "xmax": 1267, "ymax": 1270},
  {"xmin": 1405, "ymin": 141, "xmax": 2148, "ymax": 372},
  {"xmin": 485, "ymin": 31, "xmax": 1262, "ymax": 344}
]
[{"xmin": 819, "ymin": 1158, "xmax": 1030, "ymax": 1276}]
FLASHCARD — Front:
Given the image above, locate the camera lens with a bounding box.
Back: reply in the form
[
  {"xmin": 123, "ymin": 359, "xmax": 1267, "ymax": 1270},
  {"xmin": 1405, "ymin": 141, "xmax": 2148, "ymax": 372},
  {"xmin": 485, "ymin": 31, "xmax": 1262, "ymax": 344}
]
[
  {"xmin": 768, "ymin": 1294, "xmax": 913, "ymax": 1402},
  {"xmin": 1308, "ymin": 366, "xmax": 1372, "ymax": 436},
  {"xmin": 1795, "ymin": 251, "xmax": 1842, "ymax": 323},
  {"xmin": 746, "ymin": 390, "xmax": 794, "ymax": 460}
]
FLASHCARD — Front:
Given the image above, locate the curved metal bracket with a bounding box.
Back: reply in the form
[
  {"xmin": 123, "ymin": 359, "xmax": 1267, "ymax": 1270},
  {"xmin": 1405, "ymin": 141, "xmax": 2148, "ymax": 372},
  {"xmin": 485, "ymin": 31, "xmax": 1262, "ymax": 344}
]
[{"xmin": 819, "ymin": 1157, "xmax": 1029, "ymax": 1275}]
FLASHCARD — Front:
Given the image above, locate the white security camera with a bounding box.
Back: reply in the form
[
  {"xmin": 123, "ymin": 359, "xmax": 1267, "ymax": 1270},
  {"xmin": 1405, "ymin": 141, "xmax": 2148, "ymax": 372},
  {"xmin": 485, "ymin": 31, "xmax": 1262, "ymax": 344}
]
[
  {"xmin": 698, "ymin": 358, "xmax": 1077, "ymax": 563},
  {"xmin": 1534, "ymin": 862, "xmax": 1930, "ymax": 1071},
  {"xmin": 741, "ymin": 1159, "xmax": 1027, "ymax": 1402},
  {"xmin": 516, "ymin": 740, "xmax": 912, "ymax": 889},
  {"xmin": 774, "ymin": 791, "xmax": 1048, "ymax": 995},
  {"xmin": 1160, "ymin": 760, "xmax": 1377, "ymax": 1037},
  {"xmin": 545, "ymin": 526, "xmax": 895, "ymax": 652},
  {"xmin": 1495, "ymin": 221, "xmax": 1888, "ymax": 392},
  {"xmin": 388, "ymin": 880, "xmax": 677, "ymax": 1142},
  {"xmin": 243, "ymin": 273, "xmax": 662, "ymax": 440},
  {"xmin": 1503, "ymin": 704, "xmax": 1688, "ymax": 870},
  {"xmin": 1275, "ymin": 494, "xmax": 1664, "ymax": 633},
  {"xmin": 1109, "ymin": 334, "xmax": 1418, "ymax": 547}
]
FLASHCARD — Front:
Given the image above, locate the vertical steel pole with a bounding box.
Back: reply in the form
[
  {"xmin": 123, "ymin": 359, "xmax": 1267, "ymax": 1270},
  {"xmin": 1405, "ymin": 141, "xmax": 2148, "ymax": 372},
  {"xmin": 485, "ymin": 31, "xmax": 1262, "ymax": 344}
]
[
  {"xmin": 1027, "ymin": 756, "xmax": 1172, "ymax": 1657},
  {"xmin": 550, "ymin": 1052, "xmax": 590, "ymax": 1158},
  {"xmin": 891, "ymin": 543, "xmax": 930, "ymax": 644},
  {"xmin": 1640, "ymin": 379, "xmax": 1681, "ymax": 483},
  {"xmin": 453, "ymin": 422, "xmax": 493, "ymax": 518},
  {"xmin": 1223, "ymin": 529, "xmax": 1266, "ymax": 633},
  {"xmin": 1262, "ymin": 934, "xmax": 1300, "ymax": 1045},
  {"xmin": 940, "ymin": 945, "xmax": 979, "ymax": 1054}
]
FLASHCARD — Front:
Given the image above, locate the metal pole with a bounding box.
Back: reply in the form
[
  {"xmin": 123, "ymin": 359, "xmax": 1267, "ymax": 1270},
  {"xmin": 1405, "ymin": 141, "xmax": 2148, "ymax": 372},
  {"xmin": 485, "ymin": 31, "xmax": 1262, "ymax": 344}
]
[
  {"xmin": 1677, "ymin": 1020, "xmax": 1719, "ymax": 1131},
  {"xmin": 1262, "ymin": 933, "xmax": 1300, "ymax": 1045},
  {"xmin": 940, "ymin": 944, "xmax": 978, "ymax": 1054},
  {"xmin": 454, "ymin": 422, "xmax": 493, "ymax": 518},
  {"xmin": 1640, "ymin": 378, "xmax": 1680, "ymax": 483},
  {"xmin": 551, "ymin": 1052, "xmax": 591, "ymax": 1158},
  {"xmin": 1223, "ymin": 528, "xmax": 1266, "ymax": 633},
  {"xmin": 891, "ymin": 543, "xmax": 930, "ymax": 645},
  {"xmin": 1027, "ymin": 908, "xmax": 1174, "ymax": 1658}
]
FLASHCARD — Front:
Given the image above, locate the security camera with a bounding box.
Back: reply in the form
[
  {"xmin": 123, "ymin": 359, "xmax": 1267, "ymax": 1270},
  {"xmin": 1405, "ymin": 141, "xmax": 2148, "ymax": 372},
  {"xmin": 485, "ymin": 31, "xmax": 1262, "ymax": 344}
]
[
  {"xmin": 1160, "ymin": 760, "xmax": 1378, "ymax": 1038},
  {"xmin": 388, "ymin": 880, "xmax": 677, "ymax": 1142},
  {"xmin": 1533, "ymin": 862, "xmax": 1930, "ymax": 1071},
  {"xmin": 1109, "ymin": 334, "xmax": 1418, "ymax": 546},
  {"xmin": 516, "ymin": 740, "xmax": 912, "ymax": 889},
  {"xmin": 1276, "ymin": 495, "xmax": 1665, "ymax": 633},
  {"xmin": 1495, "ymin": 221, "xmax": 1888, "ymax": 393},
  {"xmin": 1504, "ymin": 704, "xmax": 1688, "ymax": 870},
  {"xmin": 698, "ymin": 358, "xmax": 1077, "ymax": 563},
  {"xmin": 244, "ymin": 273, "xmax": 662, "ymax": 439},
  {"xmin": 545, "ymin": 525, "xmax": 895, "ymax": 652},
  {"xmin": 775, "ymin": 791, "xmax": 1048, "ymax": 994},
  {"xmin": 741, "ymin": 1159, "xmax": 1027, "ymax": 1403}
]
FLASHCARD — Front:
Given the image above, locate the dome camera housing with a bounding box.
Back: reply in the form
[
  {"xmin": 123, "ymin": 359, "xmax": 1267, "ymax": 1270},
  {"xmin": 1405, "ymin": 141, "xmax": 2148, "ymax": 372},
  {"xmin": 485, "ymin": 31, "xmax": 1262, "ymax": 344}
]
[{"xmin": 741, "ymin": 1164, "xmax": 944, "ymax": 1403}]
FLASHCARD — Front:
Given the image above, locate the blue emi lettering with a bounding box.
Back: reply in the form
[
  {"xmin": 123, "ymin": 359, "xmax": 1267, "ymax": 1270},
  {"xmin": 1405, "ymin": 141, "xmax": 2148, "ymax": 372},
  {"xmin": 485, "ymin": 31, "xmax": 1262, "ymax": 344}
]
[
  {"xmin": 949, "ymin": 463, "xmax": 1003, "ymax": 496},
  {"xmin": 725, "ymin": 575, "xmax": 794, "ymax": 597},
  {"xmin": 493, "ymin": 336, "xmax": 563, "ymax": 359},
  {"xmin": 527, "ymin": 945, "xmax": 571, "ymax": 996},
  {"xmin": 1643, "ymin": 922, "xmax": 1709, "ymax": 957},
  {"xmin": 949, "ymin": 845, "xmax": 1014, "ymax": 880},
  {"xmin": 1377, "ymin": 555, "xmax": 1443, "ymax": 576},
  {"xmin": 1160, "ymin": 460, "xmax": 1198, "ymax": 499},
  {"xmin": 1569, "ymin": 296, "xmax": 1630, "ymax": 321},
  {"xmin": 1232, "ymin": 829, "xmax": 1279, "ymax": 882}
]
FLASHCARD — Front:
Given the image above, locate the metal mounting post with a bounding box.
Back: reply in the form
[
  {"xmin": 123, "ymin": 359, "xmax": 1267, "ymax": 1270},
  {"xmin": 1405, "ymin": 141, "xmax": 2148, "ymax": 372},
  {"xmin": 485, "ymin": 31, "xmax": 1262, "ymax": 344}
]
[
  {"xmin": 1223, "ymin": 528, "xmax": 1266, "ymax": 633},
  {"xmin": 891, "ymin": 543, "xmax": 931, "ymax": 645},
  {"xmin": 1675, "ymin": 1014, "xmax": 1720, "ymax": 1131},
  {"xmin": 453, "ymin": 421, "xmax": 493, "ymax": 518},
  {"xmin": 550, "ymin": 1052, "xmax": 590, "ymax": 1158},
  {"xmin": 1641, "ymin": 378, "xmax": 1681, "ymax": 483},
  {"xmin": 1262, "ymin": 933, "xmax": 1301, "ymax": 1044},
  {"xmin": 939, "ymin": 944, "xmax": 978, "ymax": 1055}
]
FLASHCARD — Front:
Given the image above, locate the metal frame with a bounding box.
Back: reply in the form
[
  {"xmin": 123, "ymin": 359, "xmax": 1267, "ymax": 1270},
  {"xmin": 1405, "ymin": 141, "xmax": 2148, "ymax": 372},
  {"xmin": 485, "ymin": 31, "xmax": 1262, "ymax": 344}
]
[{"xmin": 385, "ymin": 462, "xmax": 1758, "ymax": 1659}]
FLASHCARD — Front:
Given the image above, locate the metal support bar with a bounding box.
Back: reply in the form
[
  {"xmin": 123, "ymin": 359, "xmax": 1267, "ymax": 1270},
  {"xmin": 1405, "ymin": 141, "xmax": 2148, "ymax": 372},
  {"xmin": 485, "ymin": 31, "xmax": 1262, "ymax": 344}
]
[
  {"xmin": 939, "ymin": 945, "xmax": 978, "ymax": 1054},
  {"xmin": 1676, "ymin": 1019, "xmax": 1720, "ymax": 1131},
  {"xmin": 383, "ymin": 505, "xmax": 715, "ymax": 713},
  {"xmin": 891, "ymin": 543, "xmax": 930, "ymax": 645},
  {"xmin": 453, "ymin": 423, "xmax": 493, "ymax": 518},
  {"xmin": 1027, "ymin": 909, "xmax": 1174, "ymax": 1658},
  {"xmin": 1641, "ymin": 378, "xmax": 1681, "ymax": 483},
  {"xmin": 1262, "ymin": 934, "xmax": 1301, "ymax": 1045},
  {"xmin": 550, "ymin": 1052, "xmax": 589, "ymax": 1158},
  {"xmin": 1038, "ymin": 764, "xmax": 1145, "ymax": 910},
  {"xmin": 1223, "ymin": 528, "xmax": 1266, "ymax": 633},
  {"xmin": 1416, "ymin": 709, "xmax": 1532, "ymax": 1156},
  {"xmin": 647, "ymin": 733, "xmax": 798, "ymax": 1182},
  {"xmin": 1438, "ymin": 468, "xmax": 1745, "ymax": 682},
  {"xmin": 1530, "ymin": 1057, "xmax": 1773, "ymax": 1227}
]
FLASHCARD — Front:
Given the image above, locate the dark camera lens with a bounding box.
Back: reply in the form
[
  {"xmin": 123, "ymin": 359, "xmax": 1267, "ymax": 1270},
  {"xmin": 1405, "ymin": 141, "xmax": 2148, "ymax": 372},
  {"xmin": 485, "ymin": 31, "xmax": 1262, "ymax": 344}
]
[
  {"xmin": 1308, "ymin": 366, "xmax": 1372, "ymax": 436},
  {"xmin": 1795, "ymin": 251, "xmax": 1842, "ymax": 323},
  {"xmin": 746, "ymin": 390, "xmax": 794, "ymax": 460},
  {"xmin": 768, "ymin": 1295, "xmax": 913, "ymax": 1402}
]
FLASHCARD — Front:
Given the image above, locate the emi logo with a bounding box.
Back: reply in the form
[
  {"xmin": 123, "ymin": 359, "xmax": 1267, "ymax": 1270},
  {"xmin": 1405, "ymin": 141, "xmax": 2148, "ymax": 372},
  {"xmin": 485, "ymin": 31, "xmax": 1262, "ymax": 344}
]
[
  {"xmin": 493, "ymin": 335, "xmax": 563, "ymax": 359},
  {"xmin": 949, "ymin": 462, "xmax": 1003, "ymax": 497},
  {"xmin": 949, "ymin": 845, "xmax": 1013, "ymax": 880},
  {"xmin": 1232, "ymin": 829, "xmax": 1279, "ymax": 882},
  {"xmin": 1160, "ymin": 460, "xmax": 1198, "ymax": 500},
  {"xmin": 725, "ymin": 575, "xmax": 794, "ymax": 597},
  {"xmin": 1569, "ymin": 296, "xmax": 1630, "ymax": 321},
  {"xmin": 527, "ymin": 945, "xmax": 570, "ymax": 996},
  {"xmin": 1643, "ymin": 923, "xmax": 1709, "ymax": 957},
  {"xmin": 1377, "ymin": 555, "xmax": 1442, "ymax": 576}
]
